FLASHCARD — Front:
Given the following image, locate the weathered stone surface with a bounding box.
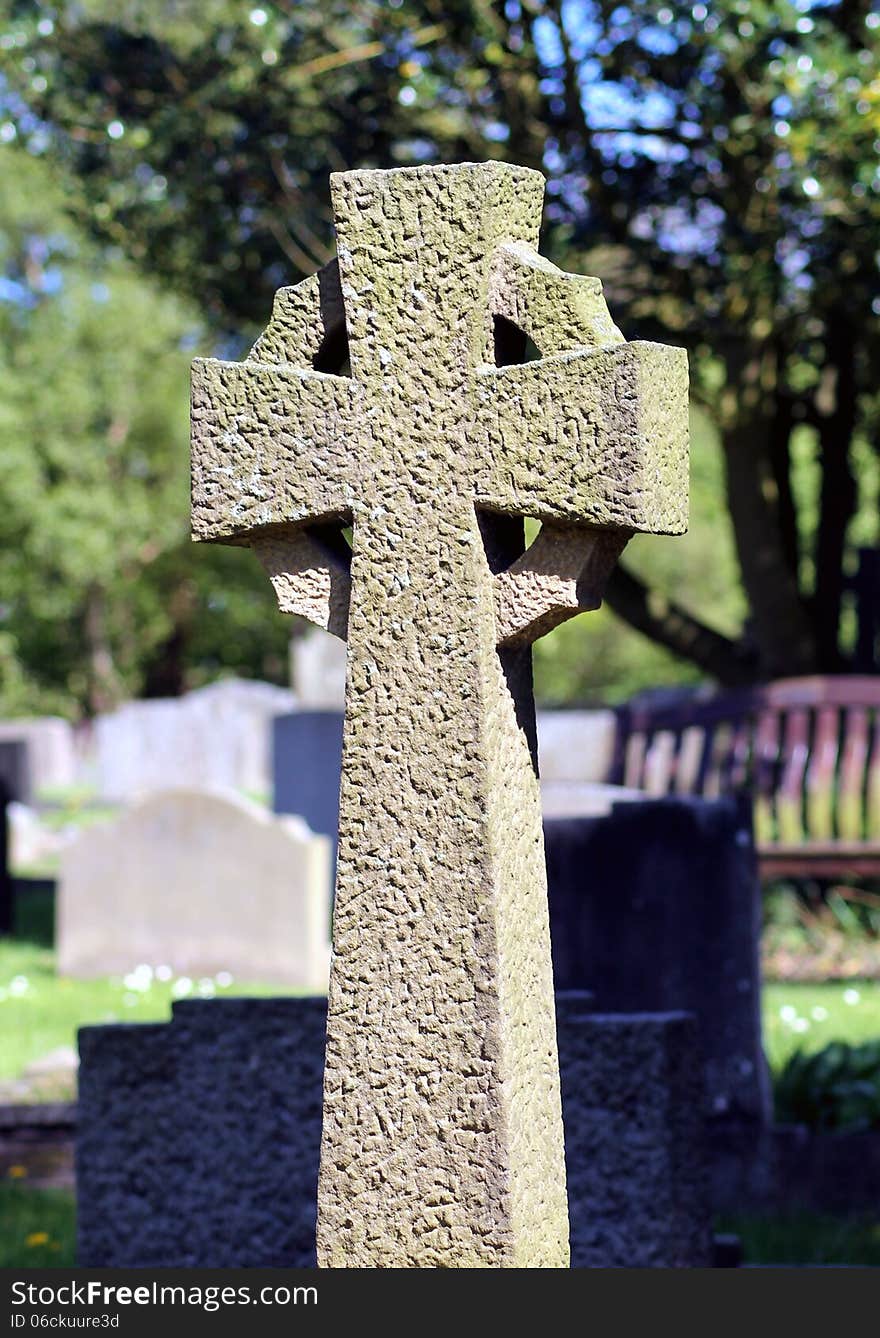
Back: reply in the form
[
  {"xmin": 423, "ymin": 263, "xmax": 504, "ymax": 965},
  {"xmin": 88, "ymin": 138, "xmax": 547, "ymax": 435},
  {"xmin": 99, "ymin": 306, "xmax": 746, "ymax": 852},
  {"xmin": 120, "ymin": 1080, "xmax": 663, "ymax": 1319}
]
[
  {"xmin": 57, "ymin": 789, "xmax": 331, "ymax": 988},
  {"xmin": 272, "ymin": 707, "xmax": 626, "ymax": 834},
  {"xmin": 559, "ymin": 1009, "xmax": 712, "ymax": 1267},
  {"xmin": 76, "ymin": 999, "xmax": 327, "ymax": 1267},
  {"xmin": 191, "ymin": 162, "xmax": 689, "ymax": 1267},
  {"xmin": 93, "ymin": 678, "xmax": 295, "ymax": 802},
  {"xmin": 545, "ymin": 794, "xmax": 770, "ymax": 1124}
]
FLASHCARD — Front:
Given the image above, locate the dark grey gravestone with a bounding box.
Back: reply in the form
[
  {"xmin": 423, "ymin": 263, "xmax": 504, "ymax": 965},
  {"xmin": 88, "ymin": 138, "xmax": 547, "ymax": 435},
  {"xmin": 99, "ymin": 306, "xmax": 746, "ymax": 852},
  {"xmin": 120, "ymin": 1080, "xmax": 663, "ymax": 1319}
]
[
  {"xmin": 272, "ymin": 711, "xmax": 343, "ymax": 855},
  {"xmin": 545, "ymin": 793, "xmax": 769, "ymax": 1126},
  {"xmin": 76, "ymin": 994, "xmax": 712, "ymax": 1267},
  {"xmin": 558, "ymin": 1008, "xmax": 712, "ymax": 1267},
  {"xmin": 76, "ymin": 998, "xmax": 326, "ymax": 1267},
  {"xmin": 0, "ymin": 778, "xmax": 10, "ymax": 937},
  {"xmin": 0, "ymin": 739, "xmax": 30, "ymax": 805},
  {"xmin": 0, "ymin": 741, "xmax": 27, "ymax": 936}
]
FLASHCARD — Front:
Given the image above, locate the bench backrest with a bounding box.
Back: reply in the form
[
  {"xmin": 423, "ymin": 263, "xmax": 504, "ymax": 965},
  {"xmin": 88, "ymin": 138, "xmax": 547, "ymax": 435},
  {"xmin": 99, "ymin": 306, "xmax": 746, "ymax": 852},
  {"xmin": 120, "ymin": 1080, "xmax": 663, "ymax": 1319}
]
[{"xmin": 612, "ymin": 677, "xmax": 880, "ymax": 848}]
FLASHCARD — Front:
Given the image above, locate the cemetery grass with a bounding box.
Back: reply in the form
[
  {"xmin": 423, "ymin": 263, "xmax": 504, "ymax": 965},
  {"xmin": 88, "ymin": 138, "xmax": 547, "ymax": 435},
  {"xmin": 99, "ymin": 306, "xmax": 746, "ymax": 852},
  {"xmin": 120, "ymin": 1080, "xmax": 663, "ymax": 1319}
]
[
  {"xmin": 0, "ymin": 1184, "xmax": 75, "ymax": 1266},
  {"xmin": 717, "ymin": 1212, "xmax": 880, "ymax": 1267},
  {"xmin": 0, "ymin": 889, "xmax": 300, "ymax": 1099},
  {"xmin": 763, "ymin": 981, "xmax": 880, "ymax": 1072}
]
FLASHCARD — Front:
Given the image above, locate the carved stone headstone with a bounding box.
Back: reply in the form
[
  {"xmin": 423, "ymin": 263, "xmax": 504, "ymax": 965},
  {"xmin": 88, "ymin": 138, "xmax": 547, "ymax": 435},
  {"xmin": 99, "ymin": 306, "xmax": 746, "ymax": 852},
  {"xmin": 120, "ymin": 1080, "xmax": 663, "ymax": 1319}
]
[
  {"xmin": 191, "ymin": 162, "xmax": 688, "ymax": 1267},
  {"xmin": 57, "ymin": 790, "xmax": 331, "ymax": 988}
]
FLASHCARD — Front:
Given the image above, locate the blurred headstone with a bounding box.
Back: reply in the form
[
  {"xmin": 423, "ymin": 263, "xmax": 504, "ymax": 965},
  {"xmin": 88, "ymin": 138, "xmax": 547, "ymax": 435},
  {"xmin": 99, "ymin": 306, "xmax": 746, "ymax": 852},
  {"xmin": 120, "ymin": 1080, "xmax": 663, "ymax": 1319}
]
[
  {"xmin": 77, "ymin": 998, "xmax": 327, "ymax": 1267},
  {"xmin": 94, "ymin": 678, "xmax": 295, "ymax": 801},
  {"xmin": 57, "ymin": 789, "xmax": 331, "ymax": 988},
  {"xmin": 0, "ymin": 741, "xmax": 28, "ymax": 935},
  {"xmin": 545, "ymin": 793, "xmax": 770, "ymax": 1125},
  {"xmin": 0, "ymin": 739, "xmax": 30, "ymax": 807},
  {"xmin": 0, "ymin": 718, "xmax": 77, "ymax": 798},
  {"xmin": 559, "ymin": 1006, "xmax": 712, "ymax": 1267},
  {"xmin": 273, "ymin": 712, "xmax": 344, "ymax": 857},
  {"xmin": 291, "ymin": 630, "xmax": 347, "ymax": 708}
]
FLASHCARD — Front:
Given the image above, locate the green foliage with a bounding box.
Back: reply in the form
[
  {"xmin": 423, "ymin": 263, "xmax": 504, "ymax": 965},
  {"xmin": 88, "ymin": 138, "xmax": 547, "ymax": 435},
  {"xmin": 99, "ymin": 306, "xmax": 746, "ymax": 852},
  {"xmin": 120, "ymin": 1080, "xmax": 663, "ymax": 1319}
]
[
  {"xmin": 1, "ymin": 1, "xmax": 878, "ymax": 694},
  {"xmin": 0, "ymin": 151, "xmax": 292, "ymax": 716},
  {"xmin": 762, "ymin": 885, "xmax": 880, "ymax": 981},
  {"xmin": 717, "ymin": 1211, "xmax": 880, "ymax": 1266},
  {"xmin": 774, "ymin": 1039, "xmax": 880, "ymax": 1132}
]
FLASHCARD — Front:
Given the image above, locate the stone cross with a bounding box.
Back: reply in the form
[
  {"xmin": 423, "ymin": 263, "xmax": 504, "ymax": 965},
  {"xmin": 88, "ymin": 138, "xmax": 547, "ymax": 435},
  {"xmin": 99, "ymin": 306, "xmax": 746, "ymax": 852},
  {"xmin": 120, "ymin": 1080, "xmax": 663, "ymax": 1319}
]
[{"xmin": 191, "ymin": 162, "xmax": 688, "ymax": 1268}]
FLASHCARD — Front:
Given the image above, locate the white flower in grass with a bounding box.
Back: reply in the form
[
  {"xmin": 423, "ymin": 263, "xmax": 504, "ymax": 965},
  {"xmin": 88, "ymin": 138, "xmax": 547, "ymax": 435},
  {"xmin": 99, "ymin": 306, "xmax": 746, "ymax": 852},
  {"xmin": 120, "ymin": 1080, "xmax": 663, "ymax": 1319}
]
[
  {"xmin": 844, "ymin": 988, "xmax": 861, "ymax": 1005},
  {"xmin": 123, "ymin": 964, "xmax": 153, "ymax": 993},
  {"xmin": 793, "ymin": 1018, "xmax": 810, "ymax": 1033},
  {"xmin": 198, "ymin": 978, "xmax": 216, "ymax": 998},
  {"xmin": 9, "ymin": 976, "xmax": 29, "ymax": 997},
  {"xmin": 171, "ymin": 977, "xmax": 192, "ymax": 999},
  {"xmin": 811, "ymin": 1006, "xmax": 829, "ymax": 1021},
  {"xmin": 155, "ymin": 965, "xmax": 173, "ymax": 982},
  {"xmin": 780, "ymin": 1005, "xmax": 797, "ymax": 1023}
]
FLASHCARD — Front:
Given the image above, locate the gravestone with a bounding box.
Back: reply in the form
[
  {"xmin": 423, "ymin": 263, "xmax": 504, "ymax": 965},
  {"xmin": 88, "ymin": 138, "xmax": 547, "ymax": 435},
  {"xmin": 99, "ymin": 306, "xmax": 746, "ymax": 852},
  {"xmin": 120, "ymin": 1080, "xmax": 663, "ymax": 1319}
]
[
  {"xmin": 0, "ymin": 718, "xmax": 77, "ymax": 798},
  {"xmin": 545, "ymin": 794, "xmax": 770, "ymax": 1124},
  {"xmin": 77, "ymin": 999, "xmax": 327, "ymax": 1267},
  {"xmin": 560, "ymin": 1007, "xmax": 711, "ymax": 1266},
  {"xmin": 192, "ymin": 161, "xmax": 688, "ymax": 1266},
  {"xmin": 93, "ymin": 678, "xmax": 295, "ymax": 801},
  {"xmin": 272, "ymin": 711, "xmax": 344, "ymax": 856},
  {"xmin": 57, "ymin": 790, "xmax": 331, "ymax": 988},
  {"xmin": 76, "ymin": 995, "xmax": 712, "ymax": 1268},
  {"xmin": 0, "ymin": 741, "xmax": 28, "ymax": 935},
  {"xmin": 291, "ymin": 629, "xmax": 348, "ymax": 708},
  {"xmin": 0, "ymin": 740, "xmax": 30, "ymax": 808}
]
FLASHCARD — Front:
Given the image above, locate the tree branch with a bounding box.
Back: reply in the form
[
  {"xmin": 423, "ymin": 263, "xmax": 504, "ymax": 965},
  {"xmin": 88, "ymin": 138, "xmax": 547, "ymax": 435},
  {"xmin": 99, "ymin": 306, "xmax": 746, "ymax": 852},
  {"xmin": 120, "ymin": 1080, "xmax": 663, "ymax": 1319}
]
[{"xmin": 604, "ymin": 564, "xmax": 758, "ymax": 686}]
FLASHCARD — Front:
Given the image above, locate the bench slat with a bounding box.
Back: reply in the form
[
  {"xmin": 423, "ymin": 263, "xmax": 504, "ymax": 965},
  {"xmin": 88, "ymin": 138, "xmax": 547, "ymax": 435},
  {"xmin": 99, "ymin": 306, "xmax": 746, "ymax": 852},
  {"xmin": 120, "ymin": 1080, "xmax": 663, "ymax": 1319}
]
[
  {"xmin": 753, "ymin": 709, "xmax": 781, "ymax": 848},
  {"xmin": 867, "ymin": 713, "xmax": 880, "ymax": 841},
  {"xmin": 776, "ymin": 709, "xmax": 810, "ymax": 845},
  {"xmin": 806, "ymin": 705, "xmax": 838, "ymax": 842},
  {"xmin": 839, "ymin": 706, "xmax": 869, "ymax": 842}
]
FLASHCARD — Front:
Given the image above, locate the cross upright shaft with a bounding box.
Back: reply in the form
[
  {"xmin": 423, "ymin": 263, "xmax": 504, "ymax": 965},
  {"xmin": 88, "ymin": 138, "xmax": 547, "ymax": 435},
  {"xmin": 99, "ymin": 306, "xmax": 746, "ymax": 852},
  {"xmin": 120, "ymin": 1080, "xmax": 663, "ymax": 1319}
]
[{"xmin": 191, "ymin": 162, "xmax": 689, "ymax": 1268}]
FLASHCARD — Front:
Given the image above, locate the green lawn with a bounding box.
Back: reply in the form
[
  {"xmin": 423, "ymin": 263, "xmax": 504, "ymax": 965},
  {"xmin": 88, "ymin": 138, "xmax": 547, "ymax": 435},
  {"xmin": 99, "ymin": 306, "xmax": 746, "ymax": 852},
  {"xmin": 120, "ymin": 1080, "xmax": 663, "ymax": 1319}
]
[
  {"xmin": 0, "ymin": 1186, "xmax": 75, "ymax": 1266},
  {"xmin": 1, "ymin": 890, "xmax": 298, "ymax": 1095},
  {"xmin": 763, "ymin": 981, "xmax": 880, "ymax": 1072},
  {"xmin": 717, "ymin": 1213, "xmax": 880, "ymax": 1267}
]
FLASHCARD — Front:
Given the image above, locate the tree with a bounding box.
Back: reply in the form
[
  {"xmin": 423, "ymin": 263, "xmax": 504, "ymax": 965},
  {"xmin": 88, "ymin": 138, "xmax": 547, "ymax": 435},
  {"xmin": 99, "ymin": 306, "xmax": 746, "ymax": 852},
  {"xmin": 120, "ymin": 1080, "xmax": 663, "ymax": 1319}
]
[
  {"xmin": 4, "ymin": 0, "xmax": 877, "ymax": 685},
  {"xmin": 0, "ymin": 151, "xmax": 291, "ymax": 716}
]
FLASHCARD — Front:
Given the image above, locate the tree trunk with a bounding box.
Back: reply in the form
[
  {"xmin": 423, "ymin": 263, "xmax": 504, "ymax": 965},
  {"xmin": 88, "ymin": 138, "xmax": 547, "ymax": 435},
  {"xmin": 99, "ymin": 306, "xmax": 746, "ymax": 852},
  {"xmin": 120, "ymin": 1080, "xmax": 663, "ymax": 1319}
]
[
  {"xmin": 604, "ymin": 566, "xmax": 758, "ymax": 686},
  {"xmin": 813, "ymin": 316, "xmax": 858, "ymax": 671},
  {"xmin": 141, "ymin": 577, "xmax": 197, "ymax": 699},
  {"xmin": 84, "ymin": 585, "xmax": 123, "ymax": 715},
  {"xmin": 721, "ymin": 419, "xmax": 817, "ymax": 677}
]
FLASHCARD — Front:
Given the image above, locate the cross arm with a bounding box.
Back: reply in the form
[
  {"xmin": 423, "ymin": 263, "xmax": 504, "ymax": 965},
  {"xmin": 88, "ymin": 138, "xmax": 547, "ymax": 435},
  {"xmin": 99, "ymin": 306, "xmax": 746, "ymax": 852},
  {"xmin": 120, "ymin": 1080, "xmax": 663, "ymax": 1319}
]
[
  {"xmin": 471, "ymin": 341, "xmax": 689, "ymax": 535},
  {"xmin": 191, "ymin": 359, "xmax": 361, "ymax": 543}
]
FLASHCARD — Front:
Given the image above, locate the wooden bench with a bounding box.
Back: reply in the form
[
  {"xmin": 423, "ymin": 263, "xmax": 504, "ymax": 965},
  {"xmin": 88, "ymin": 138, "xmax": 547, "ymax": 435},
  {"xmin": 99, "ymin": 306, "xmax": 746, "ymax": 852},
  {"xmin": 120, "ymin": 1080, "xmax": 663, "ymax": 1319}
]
[{"xmin": 610, "ymin": 677, "xmax": 880, "ymax": 879}]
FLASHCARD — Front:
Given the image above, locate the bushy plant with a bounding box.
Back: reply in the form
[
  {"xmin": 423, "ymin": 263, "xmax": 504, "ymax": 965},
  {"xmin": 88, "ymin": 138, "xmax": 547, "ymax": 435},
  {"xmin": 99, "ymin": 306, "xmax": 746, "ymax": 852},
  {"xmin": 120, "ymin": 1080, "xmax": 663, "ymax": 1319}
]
[{"xmin": 775, "ymin": 1040, "xmax": 880, "ymax": 1132}]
